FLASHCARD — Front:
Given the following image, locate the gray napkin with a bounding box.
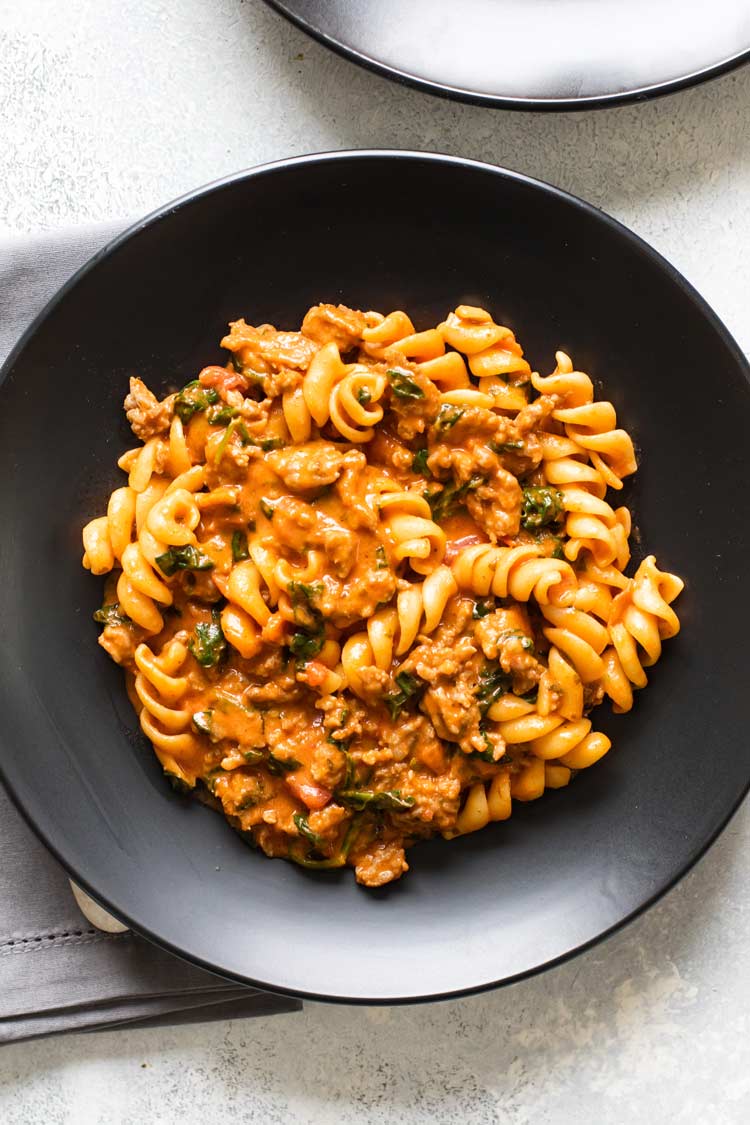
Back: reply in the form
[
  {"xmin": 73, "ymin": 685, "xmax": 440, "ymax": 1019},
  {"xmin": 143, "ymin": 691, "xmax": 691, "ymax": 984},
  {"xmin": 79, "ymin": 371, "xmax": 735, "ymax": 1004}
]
[{"xmin": 0, "ymin": 221, "xmax": 302, "ymax": 1043}]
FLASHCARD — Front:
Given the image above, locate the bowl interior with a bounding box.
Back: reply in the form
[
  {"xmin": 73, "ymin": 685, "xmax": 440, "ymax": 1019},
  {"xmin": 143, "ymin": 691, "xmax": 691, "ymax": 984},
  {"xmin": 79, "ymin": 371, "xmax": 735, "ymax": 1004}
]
[{"xmin": 1, "ymin": 152, "xmax": 749, "ymax": 1001}]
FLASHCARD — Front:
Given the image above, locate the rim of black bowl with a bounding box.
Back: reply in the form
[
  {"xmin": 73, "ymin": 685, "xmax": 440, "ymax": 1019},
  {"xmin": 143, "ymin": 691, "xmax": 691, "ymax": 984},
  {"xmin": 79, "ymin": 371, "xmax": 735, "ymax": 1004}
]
[
  {"xmin": 1, "ymin": 150, "xmax": 749, "ymax": 1003},
  {"xmin": 263, "ymin": 0, "xmax": 750, "ymax": 112}
]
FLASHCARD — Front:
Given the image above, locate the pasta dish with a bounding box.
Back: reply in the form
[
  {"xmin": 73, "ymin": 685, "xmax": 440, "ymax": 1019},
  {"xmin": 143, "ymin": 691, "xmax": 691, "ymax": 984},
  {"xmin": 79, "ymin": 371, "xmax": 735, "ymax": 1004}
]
[{"xmin": 82, "ymin": 303, "xmax": 683, "ymax": 886}]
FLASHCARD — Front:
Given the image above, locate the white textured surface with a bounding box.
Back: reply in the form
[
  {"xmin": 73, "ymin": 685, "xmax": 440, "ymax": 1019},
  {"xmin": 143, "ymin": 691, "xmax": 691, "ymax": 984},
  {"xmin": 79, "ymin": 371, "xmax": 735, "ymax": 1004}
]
[{"xmin": 1, "ymin": 0, "xmax": 750, "ymax": 1120}]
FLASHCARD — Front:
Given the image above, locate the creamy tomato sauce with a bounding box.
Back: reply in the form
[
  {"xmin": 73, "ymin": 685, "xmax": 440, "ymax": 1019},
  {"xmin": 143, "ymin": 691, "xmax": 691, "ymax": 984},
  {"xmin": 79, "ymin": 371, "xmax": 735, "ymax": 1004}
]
[{"xmin": 82, "ymin": 303, "xmax": 683, "ymax": 886}]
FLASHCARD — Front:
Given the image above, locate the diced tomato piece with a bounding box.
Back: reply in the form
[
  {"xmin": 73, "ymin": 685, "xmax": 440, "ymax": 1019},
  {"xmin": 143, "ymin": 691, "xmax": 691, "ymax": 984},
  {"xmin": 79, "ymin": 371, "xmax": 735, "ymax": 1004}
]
[
  {"xmin": 198, "ymin": 365, "xmax": 247, "ymax": 393},
  {"xmin": 444, "ymin": 534, "xmax": 489, "ymax": 564},
  {"xmin": 301, "ymin": 660, "xmax": 331, "ymax": 688},
  {"xmin": 286, "ymin": 773, "xmax": 331, "ymax": 810}
]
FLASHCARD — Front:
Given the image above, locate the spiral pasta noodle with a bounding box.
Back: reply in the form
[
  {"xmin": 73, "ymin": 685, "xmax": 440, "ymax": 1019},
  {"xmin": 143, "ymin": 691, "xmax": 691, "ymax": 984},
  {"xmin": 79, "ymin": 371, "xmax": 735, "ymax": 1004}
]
[
  {"xmin": 452, "ymin": 543, "xmax": 577, "ymax": 607},
  {"xmin": 82, "ymin": 301, "xmax": 684, "ymax": 886},
  {"xmin": 133, "ymin": 638, "xmax": 202, "ymax": 784}
]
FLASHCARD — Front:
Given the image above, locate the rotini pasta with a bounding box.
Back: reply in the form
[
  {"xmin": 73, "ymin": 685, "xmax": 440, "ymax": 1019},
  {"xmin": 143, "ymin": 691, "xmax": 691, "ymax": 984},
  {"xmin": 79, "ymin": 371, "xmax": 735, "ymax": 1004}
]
[{"xmin": 83, "ymin": 302, "xmax": 683, "ymax": 886}]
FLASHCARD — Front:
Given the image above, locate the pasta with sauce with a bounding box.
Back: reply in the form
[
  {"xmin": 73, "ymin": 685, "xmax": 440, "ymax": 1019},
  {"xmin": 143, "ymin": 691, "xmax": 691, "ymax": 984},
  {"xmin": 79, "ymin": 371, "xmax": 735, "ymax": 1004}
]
[{"xmin": 81, "ymin": 302, "xmax": 683, "ymax": 887}]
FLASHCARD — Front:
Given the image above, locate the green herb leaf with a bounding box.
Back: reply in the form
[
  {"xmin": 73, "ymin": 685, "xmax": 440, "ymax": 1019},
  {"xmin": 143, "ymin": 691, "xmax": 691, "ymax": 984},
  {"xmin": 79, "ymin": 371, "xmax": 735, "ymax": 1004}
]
[
  {"xmin": 231, "ymin": 530, "xmax": 250, "ymax": 562},
  {"xmin": 243, "ymin": 748, "xmax": 265, "ymax": 764},
  {"xmin": 387, "ymin": 368, "xmax": 425, "ymax": 400},
  {"xmin": 206, "ymin": 402, "xmax": 238, "ymax": 425},
  {"xmin": 375, "ymin": 545, "xmax": 388, "ymax": 569},
  {"xmin": 213, "ymin": 417, "xmax": 248, "ymax": 465},
  {"xmin": 289, "ymin": 816, "xmax": 361, "ymax": 868},
  {"xmin": 287, "ymin": 581, "xmax": 324, "ymax": 631},
  {"xmin": 476, "ymin": 663, "xmax": 512, "ymax": 716},
  {"xmin": 259, "ymin": 499, "xmax": 276, "ymax": 520},
  {"xmin": 435, "ymin": 405, "xmax": 464, "ymax": 431},
  {"xmin": 174, "ymin": 380, "xmax": 219, "ymax": 424},
  {"xmin": 189, "ymin": 619, "xmax": 226, "ymax": 668},
  {"xmin": 468, "ymin": 726, "xmax": 499, "ymax": 763},
  {"xmin": 337, "ymin": 789, "xmax": 415, "ymax": 813},
  {"xmin": 289, "ymin": 630, "xmax": 325, "ymax": 662},
  {"xmin": 384, "ymin": 670, "xmax": 424, "ymax": 720},
  {"xmin": 287, "ymin": 581, "xmax": 324, "ymax": 603},
  {"xmin": 427, "ymin": 474, "xmax": 484, "ymax": 523},
  {"xmin": 192, "ymin": 710, "xmax": 213, "ymax": 736},
  {"xmin": 327, "ymin": 708, "xmax": 352, "ymax": 752},
  {"xmin": 266, "ymin": 753, "xmax": 302, "ymax": 776},
  {"xmin": 155, "ymin": 544, "xmax": 215, "ymax": 577},
  {"xmin": 472, "ymin": 600, "xmax": 493, "ymax": 619},
  {"xmin": 521, "ymin": 486, "xmax": 564, "ymax": 530},
  {"xmin": 411, "ymin": 447, "xmax": 431, "ymax": 476},
  {"xmin": 293, "ymin": 812, "xmax": 325, "ymax": 848},
  {"xmin": 93, "ymin": 603, "xmax": 131, "ymax": 627},
  {"xmin": 356, "ymin": 387, "xmax": 372, "ymax": 405},
  {"xmin": 342, "ymin": 749, "xmax": 355, "ymax": 787},
  {"xmin": 164, "ymin": 771, "xmax": 193, "ymax": 795},
  {"xmin": 489, "ymin": 440, "xmax": 524, "ymax": 454}
]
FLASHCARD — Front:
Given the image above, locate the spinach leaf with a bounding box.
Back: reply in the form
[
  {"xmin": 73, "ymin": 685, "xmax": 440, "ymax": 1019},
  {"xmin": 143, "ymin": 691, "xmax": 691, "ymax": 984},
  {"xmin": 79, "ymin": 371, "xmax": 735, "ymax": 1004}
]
[
  {"xmin": 207, "ymin": 402, "xmax": 238, "ymax": 425},
  {"xmin": 289, "ymin": 630, "xmax": 325, "ymax": 662},
  {"xmin": 155, "ymin": 544, "xmax": 214, "ymax": 577},
  {"xmin": 356, "ymin": 387, "xmax": 372, "ymax": 405},
  {"xmin": 472, "ymin": 600, "xmax": 493, "ymax": 619},
  {"xmin": 411, "ymin": 447, "xmax": 431, "ymax": 476},
  {"xmin": 188, "ymin": 617, "xmax": 226, "ymax": 668},
  {"xmin": 231, "ymin": 530, "xmax": 250, "ymax": 562},
  {"xmin": 288, "ymin": 581, "xmax": 323, "ymax": 601},
  {"xmin": 468, "ymin": 727, "xmax": 500, "ymax": 763},
  {"xmin": 476, "ymin": 663, "xmax": 512, "ymax": 716},
  {"xmin": 259, "ymin": 499, "xmax": 276, "ymax": 520},
  {"xmin": 93, "ymin": 603, "xmax": 131, "ymax": 627},
  {"xmin": 213, "ymin": 417, "xmax": 240, "ymax": 464},
  {"xmin": 266, "ymin": 753, "xmax": 302, "ymax": 775},
  {"xmin": 387, "ymin": 368, "xmax": 425, "ymax": 400},
  {"xmin": 174, "ymin": 380, "xmax": 219, "ymax": 423},
  {"xmin": 435, "ymin": 405, "xmax": 464, "ymax": 431},
  {"xmin": 289, "ymin": 817, "xmax": 361, "ymax": 868},
  {"xmin": 384, "ymin": 670, "xmax": 424, "ymax": 720},
  {"xmin": 427, "ymin": 474, "xmax": 483, "ymax": 523},
  {"xmin": 489, "ymin": 439, "xmax": 524, "ymax": 454},
  {"xmin": 337, "ymin": 789, "xmax": 415, "ymax": 813},
  {"xmin": 191, "ymin": 710, "xmax": 213, "ymax": 736},
  {"xmin": 327, "ymin": 708, "xmax": 351, "ymax": 752},
  {"xmin": 164, "ymin": 770, "xmax": 193, "ymax": 795},
  {"xmin": 287, "ymin": 581, "xmax": 324, "ymax": 629},
  {"xmin": 293, "ymin": 812, "xmax": 325, "ymax": 848},
  {"xmin": 521, "ymin": 486, "xmax": 564, "ymax": 530}
]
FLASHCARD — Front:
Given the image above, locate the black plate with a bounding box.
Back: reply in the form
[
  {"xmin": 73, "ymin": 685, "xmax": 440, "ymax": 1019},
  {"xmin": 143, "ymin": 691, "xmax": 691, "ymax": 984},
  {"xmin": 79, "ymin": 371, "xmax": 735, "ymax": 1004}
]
[
  {"xmin": 266, "ymin": 0, "xmax": 750, "ymax": 110},
  {"xmin": 1, "ymin": 152, "xmax": 749, "ymax": 1002}
]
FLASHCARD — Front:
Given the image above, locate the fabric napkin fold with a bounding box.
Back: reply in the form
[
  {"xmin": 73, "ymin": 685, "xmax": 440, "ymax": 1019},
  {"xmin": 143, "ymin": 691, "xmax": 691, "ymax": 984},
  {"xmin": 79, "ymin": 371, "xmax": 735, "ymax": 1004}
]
[{"xmin": 0, "ymin": 220, "xmax": 302, "ymax": 1044}]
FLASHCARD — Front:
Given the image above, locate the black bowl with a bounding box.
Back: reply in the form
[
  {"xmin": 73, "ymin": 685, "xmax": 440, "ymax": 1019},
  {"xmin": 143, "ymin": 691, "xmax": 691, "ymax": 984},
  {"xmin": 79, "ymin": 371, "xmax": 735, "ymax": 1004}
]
[{"xmin": 1, "ymin": 152, "xmax": 749, "ymax": 1003}]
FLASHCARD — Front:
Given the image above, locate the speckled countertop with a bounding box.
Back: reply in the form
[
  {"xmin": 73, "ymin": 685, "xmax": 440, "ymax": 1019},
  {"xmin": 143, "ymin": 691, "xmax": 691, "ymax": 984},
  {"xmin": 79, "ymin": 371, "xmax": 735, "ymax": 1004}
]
[{"xmin": 2, "ymin": 1, "xmax": 750, "ymax": 1121}]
